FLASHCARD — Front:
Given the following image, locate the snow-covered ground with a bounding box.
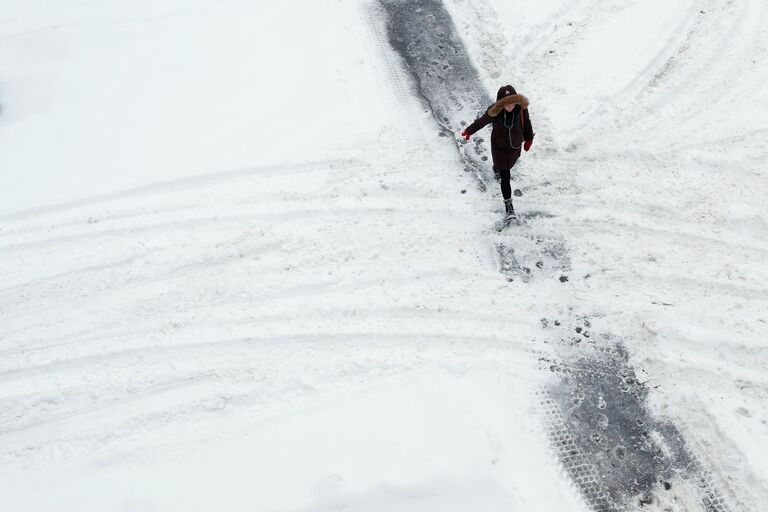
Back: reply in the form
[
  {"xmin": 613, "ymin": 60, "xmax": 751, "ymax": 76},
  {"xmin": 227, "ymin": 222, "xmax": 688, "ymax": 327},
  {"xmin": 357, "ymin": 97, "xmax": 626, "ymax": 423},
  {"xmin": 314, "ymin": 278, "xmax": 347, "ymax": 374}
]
[{"xmin": 1, "ymin": 0, "xmax": 766, "ymax": 511}]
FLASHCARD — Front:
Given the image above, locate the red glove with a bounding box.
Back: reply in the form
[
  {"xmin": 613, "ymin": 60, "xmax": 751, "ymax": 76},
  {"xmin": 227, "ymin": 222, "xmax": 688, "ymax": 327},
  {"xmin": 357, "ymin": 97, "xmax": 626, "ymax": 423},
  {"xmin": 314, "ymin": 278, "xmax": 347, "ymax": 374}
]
[
  {"xmin": 524, "ymin": 137, "xmax": 534, "ymax": 152},
  {"xmin": 460, "ymin": 129, "xmax": 470, "ymax": 141}
]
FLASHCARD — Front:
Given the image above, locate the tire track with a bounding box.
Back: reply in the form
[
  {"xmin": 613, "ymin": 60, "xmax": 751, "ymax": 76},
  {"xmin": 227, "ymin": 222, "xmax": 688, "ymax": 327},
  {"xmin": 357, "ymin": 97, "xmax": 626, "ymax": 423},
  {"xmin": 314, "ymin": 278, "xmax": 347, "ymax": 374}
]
[
  {"xmin": 0, "ymin": 332, "xmax": 549, "ymax": 470},
  {"xmin": 373, "ymin": 0, "xmax": 742, "ymax": 510}
]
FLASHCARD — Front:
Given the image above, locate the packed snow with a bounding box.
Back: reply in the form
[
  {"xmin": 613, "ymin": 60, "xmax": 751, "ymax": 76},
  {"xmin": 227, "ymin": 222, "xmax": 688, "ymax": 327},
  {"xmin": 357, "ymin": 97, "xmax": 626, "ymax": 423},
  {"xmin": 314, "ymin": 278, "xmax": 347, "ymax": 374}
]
[{"xmin": 1, "ymin": 0, "xmax": 766, "ymax": 511}]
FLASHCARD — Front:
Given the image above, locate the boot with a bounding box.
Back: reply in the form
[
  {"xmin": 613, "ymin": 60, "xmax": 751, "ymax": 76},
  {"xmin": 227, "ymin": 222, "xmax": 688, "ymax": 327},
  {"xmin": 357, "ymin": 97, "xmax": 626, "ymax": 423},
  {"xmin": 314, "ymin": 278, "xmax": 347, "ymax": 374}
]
[{"xmin": 504, "ymin": 198, "xmax": 515, "ymax": 219}]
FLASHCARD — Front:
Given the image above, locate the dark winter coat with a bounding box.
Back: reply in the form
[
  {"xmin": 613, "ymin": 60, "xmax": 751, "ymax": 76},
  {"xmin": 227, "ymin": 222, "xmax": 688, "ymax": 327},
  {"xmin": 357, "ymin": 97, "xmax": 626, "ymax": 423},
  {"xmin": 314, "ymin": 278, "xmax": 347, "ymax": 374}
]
[{"xmin": 465, "ymin": 85, "xmax": 534, "ymax": 171}]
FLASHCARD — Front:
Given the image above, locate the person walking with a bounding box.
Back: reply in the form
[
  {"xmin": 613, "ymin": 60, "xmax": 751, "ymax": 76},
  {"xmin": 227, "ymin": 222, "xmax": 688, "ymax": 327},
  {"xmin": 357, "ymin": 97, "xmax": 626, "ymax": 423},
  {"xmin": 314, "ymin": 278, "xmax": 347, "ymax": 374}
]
[{"xmin": 461, "ymin": 85, "xmax": 534, "ymax": 220}]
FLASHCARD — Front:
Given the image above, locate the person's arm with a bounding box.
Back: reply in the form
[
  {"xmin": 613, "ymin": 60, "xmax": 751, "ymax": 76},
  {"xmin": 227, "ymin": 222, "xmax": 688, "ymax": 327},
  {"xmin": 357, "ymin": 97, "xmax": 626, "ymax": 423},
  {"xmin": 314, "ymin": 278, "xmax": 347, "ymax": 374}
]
[
  {"xmin": 461, "ymin": 112, "xmax": 493, "ymax": 139},
  {"xmin": 522, "ymin": 108, "xmax": 534, "ymax": 151}
]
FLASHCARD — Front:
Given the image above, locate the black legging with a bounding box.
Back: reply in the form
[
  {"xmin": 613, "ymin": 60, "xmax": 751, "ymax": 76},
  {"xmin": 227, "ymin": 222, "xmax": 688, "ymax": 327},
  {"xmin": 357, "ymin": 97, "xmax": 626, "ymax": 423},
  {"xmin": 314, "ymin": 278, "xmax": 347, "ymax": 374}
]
[
  {"xmin": 496, "ymin": 167, "xmax": 512, "ymax": 199},
  {"xmin": 492, "ymin": 148, "xmax": 520, "ymax": 200}
]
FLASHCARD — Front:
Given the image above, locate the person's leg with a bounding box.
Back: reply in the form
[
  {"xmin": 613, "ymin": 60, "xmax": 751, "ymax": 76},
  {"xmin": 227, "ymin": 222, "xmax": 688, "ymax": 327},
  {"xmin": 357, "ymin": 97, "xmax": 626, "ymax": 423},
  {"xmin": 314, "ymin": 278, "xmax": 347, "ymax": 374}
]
[
  {"xmin": 509, "ymin": 149, "xmax": 521, "ymax": 182},
  {"xmin": 499, "ymin": 167, "xmax": 516, "ymax": 217},
  {"xmin": 499, "ymin": 167, "xmax": 512, "ymax": 199},
  {"xmin": 492, "ymin": 148, "xmax": 515, "ymax": 217}
]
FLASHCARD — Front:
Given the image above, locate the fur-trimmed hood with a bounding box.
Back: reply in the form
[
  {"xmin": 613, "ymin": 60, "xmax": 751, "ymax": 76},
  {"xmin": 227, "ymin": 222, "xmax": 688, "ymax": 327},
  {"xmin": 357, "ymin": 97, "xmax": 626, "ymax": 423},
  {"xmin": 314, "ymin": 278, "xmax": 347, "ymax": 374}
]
[
  {"xmin": 487, "ymin": 93, "xmax": 529, "ymax": 117},
  {"xmin": 462, "ymin": 84, "xmax": 534, "ymax": 148}
]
